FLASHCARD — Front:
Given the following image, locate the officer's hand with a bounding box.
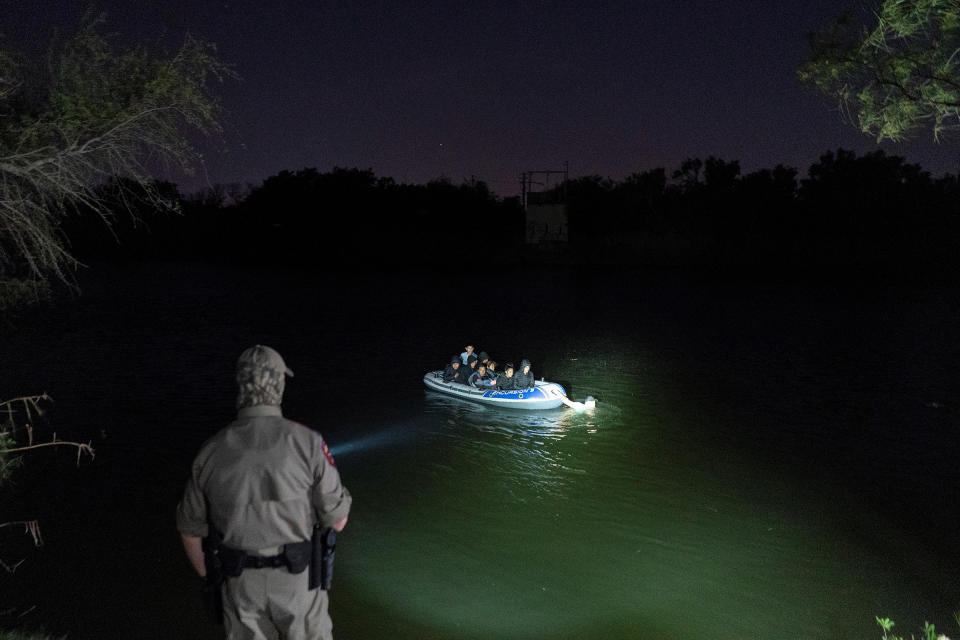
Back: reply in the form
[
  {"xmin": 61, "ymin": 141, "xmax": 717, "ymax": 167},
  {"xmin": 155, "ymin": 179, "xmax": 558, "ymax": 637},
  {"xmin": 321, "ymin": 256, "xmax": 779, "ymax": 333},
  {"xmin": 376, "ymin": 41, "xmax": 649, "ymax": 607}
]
[{"xmin": 333, "ymin": 516, "xmax": 348, "ymax": 532}]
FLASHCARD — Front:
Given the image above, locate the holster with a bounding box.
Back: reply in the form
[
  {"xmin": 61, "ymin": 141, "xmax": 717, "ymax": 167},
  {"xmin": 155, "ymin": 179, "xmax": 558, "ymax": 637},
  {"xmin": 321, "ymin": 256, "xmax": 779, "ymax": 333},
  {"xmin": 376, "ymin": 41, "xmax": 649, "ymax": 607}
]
[
  {"xmin": 308, "ymin": 525, "xmax": 337, "ymax": 591},
  {"xmin": 201, "ymin": 534, "xmax": 225, "ymax": 626}
]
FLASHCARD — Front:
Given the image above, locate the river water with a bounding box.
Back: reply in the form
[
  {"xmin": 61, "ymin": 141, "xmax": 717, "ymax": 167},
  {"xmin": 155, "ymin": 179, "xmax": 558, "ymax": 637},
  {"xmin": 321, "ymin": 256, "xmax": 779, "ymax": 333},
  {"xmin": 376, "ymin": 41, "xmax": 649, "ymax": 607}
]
[{"xmin": 0, "ymin": 263, "xmax": 957, "ymax": 639}]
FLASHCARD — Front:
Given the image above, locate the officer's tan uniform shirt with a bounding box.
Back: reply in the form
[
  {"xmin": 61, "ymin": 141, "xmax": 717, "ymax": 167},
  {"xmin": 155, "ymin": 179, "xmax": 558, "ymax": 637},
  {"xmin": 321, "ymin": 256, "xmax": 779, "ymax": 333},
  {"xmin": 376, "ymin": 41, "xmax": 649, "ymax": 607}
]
[{"xmin": 176, "ymin": 405, "xmax": 351, "ymax": 551}]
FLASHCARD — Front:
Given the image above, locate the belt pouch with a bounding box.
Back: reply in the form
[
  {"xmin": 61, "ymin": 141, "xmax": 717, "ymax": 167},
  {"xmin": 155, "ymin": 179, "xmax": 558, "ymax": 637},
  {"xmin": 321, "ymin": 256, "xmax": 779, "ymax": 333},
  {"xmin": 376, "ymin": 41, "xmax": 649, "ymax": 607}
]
[
  {"xmin": 283, "ymin": 541, "xmax": 312, "ymax": 574},
  {"xmin": 218, "ymin": 546, "xmax": 247, "ymax": 578}
]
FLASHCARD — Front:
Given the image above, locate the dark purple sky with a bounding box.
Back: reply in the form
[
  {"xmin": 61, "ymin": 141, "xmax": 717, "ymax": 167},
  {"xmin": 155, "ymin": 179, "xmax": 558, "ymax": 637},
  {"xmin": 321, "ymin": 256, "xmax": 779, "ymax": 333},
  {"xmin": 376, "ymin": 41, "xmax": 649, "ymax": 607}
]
[{"xmin": 5, "ymin": 1, "xmax": 959, "ymax": 195}]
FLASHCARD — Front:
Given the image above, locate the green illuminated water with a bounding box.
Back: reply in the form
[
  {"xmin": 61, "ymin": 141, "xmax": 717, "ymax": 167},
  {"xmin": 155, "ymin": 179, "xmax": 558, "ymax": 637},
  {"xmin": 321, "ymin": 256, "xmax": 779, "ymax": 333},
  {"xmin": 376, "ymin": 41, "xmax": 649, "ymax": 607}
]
[{"xmin": 0, "ymin": 264, "xmax": 957, "ymax": 639}]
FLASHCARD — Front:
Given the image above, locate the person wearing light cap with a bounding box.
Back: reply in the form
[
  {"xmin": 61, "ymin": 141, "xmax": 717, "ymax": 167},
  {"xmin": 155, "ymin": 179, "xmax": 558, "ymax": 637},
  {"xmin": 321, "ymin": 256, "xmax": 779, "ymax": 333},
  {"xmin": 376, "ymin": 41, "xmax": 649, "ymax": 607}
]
[{"xmin": 176, "ymin": 345, "xmax": 351, "ymax": 639}]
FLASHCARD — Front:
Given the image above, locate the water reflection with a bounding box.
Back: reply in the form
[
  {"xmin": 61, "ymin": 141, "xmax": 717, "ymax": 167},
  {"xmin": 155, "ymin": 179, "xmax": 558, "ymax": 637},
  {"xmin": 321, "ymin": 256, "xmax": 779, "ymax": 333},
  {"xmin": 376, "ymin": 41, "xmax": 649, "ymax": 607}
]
[
  {"xmin": 342, "ymin": 373, "xmax": 934, "ymax": 640},
  {"xmin": 337, "ymin": 389, "xmax": 650, "ymax": 639},
  {"xmin": 422, "ymin": 391, "xmax": 610, "ymax": 500}
]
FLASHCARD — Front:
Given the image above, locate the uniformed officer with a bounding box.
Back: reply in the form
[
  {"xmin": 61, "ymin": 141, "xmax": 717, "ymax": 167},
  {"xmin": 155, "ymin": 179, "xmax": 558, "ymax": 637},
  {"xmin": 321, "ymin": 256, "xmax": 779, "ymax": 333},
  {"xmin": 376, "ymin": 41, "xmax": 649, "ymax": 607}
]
[{"xmin": 176, "ymin": 345, "xmax": 351, "ymax": 639}]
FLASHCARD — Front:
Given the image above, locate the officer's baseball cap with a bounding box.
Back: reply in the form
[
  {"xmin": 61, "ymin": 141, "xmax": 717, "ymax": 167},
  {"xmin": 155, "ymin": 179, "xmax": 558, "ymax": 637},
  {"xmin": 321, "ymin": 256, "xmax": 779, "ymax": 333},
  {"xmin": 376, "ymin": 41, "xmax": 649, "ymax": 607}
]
[{"xmin": 237, "ymin": 345, "xmax": 295, "ymax": 377}]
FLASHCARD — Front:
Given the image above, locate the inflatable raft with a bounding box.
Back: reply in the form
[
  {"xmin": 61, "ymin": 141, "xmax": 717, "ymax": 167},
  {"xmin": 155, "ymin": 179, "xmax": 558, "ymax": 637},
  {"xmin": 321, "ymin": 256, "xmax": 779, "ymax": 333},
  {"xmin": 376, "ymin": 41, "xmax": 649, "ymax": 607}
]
[{"xmin": 423, "ymin": 370, "xmax": 567, "ymax": 410}]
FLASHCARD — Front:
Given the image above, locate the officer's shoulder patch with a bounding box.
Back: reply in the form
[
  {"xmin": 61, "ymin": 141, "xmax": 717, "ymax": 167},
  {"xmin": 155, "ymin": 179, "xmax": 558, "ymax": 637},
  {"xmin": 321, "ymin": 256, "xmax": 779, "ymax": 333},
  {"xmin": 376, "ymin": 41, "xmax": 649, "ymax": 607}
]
[{"xmin": 322, "ymin": 439, "xmax": 336, "ymax": 466}]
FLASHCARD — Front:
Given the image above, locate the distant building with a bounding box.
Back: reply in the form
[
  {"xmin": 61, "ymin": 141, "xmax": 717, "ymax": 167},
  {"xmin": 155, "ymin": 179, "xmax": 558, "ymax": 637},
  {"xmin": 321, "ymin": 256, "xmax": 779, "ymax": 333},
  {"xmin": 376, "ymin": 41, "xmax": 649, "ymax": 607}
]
[
  {"xmin": 525, "ymin": 202, "xmax": 568, "ymax": 244},
  {"xmin": 521, "ymin": 166, "xmax": 569, "ymax": 245}
]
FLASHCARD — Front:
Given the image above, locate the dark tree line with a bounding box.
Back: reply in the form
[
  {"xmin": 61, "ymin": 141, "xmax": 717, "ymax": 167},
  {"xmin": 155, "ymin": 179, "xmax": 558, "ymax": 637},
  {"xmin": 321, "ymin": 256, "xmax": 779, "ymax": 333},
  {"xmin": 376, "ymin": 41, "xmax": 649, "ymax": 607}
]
[
  {"xmin": 63, "ymin": 150, "xmax": 960, "ymax": 274},
  {"xmin": 64, "ymin": 167, "xmax": 522, "ymax": 268},
  {"xmin": 554, "ymin": 150, "xmax": 960, "ymax": 271}
]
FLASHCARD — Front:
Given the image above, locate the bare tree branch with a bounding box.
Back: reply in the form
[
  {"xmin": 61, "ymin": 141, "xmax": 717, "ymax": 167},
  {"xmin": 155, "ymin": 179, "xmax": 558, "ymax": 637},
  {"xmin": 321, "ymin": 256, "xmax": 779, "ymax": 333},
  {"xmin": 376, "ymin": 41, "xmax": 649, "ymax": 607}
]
[
  {"xmin": 2, "ymin": 437, "xmax": 95, "ymax": 464},
  {"xmin": 0, "ymin": 520, "xmax": 43, "ymax": 547},
  {"xmin": 0, "ymin": 20, "xmax": 233, "ymax": 286}
]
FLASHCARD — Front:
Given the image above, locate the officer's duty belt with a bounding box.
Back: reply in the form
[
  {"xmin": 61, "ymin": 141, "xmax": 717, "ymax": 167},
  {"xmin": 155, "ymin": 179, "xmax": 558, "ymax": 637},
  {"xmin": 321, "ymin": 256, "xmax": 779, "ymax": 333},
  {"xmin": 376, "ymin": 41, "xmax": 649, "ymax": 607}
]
[
  {"xmin": 243, "ymin": 553, "xmax": 286, "ymax": 569},
  {"xmin": 216, "ymin": 540, "xmax": 312, "ymax": 577}
]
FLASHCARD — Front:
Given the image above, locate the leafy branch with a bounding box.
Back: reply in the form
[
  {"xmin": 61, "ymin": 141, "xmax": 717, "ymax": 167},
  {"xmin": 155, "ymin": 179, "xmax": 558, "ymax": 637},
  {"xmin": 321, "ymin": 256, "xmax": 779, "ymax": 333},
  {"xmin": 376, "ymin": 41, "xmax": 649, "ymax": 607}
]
[
  {"xmin": 800, "ymin": 0, "xmax": 960, "ymax": 142},
  {"xmin": 877, "ymin": 614, "xmax": 954, "ymax": 640},
  {"xmin": 0, "ymin": 13, "xmax": 234, "ymax": 287}
]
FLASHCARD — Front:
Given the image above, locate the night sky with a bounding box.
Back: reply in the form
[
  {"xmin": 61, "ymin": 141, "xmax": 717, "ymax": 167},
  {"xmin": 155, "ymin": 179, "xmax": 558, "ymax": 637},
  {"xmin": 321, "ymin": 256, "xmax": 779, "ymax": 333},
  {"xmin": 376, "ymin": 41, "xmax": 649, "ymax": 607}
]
[{"xmin": 5, "ymin": 1, "xmax": 959, "ymax": 196}]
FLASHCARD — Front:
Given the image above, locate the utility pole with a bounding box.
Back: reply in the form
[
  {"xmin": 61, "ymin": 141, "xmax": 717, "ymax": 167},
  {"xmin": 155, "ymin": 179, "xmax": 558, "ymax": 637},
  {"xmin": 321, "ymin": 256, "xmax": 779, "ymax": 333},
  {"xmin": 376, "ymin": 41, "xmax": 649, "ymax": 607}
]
[{"xmin": 519, "ymin": 165, "xmax": 568, "ymax": 210}]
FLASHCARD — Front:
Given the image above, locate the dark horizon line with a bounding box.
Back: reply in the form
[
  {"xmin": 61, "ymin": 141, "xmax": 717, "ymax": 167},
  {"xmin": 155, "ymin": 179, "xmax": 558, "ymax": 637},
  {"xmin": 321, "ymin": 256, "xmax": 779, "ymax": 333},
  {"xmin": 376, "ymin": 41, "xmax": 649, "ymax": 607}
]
[{"xmin": 176, "ymin": 146, "xmax": 957, "ymax": 201}]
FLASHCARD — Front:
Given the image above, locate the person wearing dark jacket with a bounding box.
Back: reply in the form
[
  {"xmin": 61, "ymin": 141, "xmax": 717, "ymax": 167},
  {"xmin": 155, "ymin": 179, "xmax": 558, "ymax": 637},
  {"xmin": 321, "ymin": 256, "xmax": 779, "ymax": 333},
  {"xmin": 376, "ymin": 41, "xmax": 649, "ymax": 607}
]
[
  {"xmin": 486, "ymin": 360, "xmax": 499, "ymax": 384},
  {"xmin": 443, "ymin": 356, "xmax": 461, "ymax": 383},
  {"xmin": 515, "ymin": 359, "xmax": 535, "ymax": 389},
  {"xmin": 463, "ymin": 355, "xmax": 479, "ymax": 381},
  {"xmin": 469, "ymin": 364, "xmax": 496, "ymax": 389},
  {"xmin": 496, "ymin": 363, "xmax": 516, "ymax": 390},
  {"xmin": 453, "ymin": 358, "xmax": 472, "ymax": 385}
]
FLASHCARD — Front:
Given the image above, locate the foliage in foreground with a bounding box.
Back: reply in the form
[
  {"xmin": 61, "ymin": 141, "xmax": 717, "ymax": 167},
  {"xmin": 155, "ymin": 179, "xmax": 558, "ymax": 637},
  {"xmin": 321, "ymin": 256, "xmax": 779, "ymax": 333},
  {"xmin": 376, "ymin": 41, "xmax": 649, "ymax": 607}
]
[
  {"xmin": 0, "ymin": 395, "xmax": 89, "ymax": 488},
  {"xmin": 800, "ymin": 0, "xmax": 960, "ymax": 142},
  {"xmin": 0, "ymin": 13, "xmax": 231, "ymax": 288},
  {"xmin": 0, "ymin": 394, "xmax": 92, "ymax": 575},
  {"xmin": 877, "ymin": 615, "xmax": 956, "ymax": 640}
]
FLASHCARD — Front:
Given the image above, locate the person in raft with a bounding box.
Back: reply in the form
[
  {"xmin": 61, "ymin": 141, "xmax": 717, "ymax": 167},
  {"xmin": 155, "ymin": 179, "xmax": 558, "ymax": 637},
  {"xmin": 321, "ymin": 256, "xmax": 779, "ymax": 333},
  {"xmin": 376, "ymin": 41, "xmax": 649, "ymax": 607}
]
[
  {"xmin": 460, "ymin": 345, "xmax": 476, "ymax": 365},
  {"xmin": 443, "ymin": 356, "xmax": 461, "ymax": 383},
  {"xmin": 496, "ymin": 363, "xmax": 517, "ymax": 390},
  {"xmin": 485, "ymin": 360, "xmax": 499, "ymax": 383},
  {"xmin": 469, "ymin": 364, "xmax": 496, "ymax": 389},
  {"xmin": 454, "ymin": 358, "xmax": 471, "ymax": 385},
  {"xmin": 515, "ymin": 359, "xmax": 535, "ymax": 389},
  {"xmin": 463, "ymin": 354, "xmax": 479, "ymax": 380}
]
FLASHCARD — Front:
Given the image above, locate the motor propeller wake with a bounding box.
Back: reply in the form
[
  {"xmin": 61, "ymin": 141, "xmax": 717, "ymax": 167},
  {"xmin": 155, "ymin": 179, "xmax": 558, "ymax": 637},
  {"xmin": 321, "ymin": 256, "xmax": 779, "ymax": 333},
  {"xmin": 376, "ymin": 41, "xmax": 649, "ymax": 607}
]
[{"xmin": 560, "ymin": 395, "xmax": 596, "ymax": 412}]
